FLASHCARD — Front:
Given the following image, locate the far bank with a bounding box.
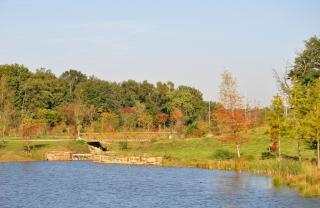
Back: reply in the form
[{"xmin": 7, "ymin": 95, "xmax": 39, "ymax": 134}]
[{"xmin": 0, "ymin": 133, "xmax": 319, "ymax": 197}]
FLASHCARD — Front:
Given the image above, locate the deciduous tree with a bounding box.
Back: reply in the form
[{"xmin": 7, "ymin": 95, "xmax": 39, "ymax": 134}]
[
  {"xmin": 0, "ymin": 75, "xmax": 14, "ymax": 141},
  {"xmin": 215, "ymin": 71, "xmax": 250, "ymax": 159}
]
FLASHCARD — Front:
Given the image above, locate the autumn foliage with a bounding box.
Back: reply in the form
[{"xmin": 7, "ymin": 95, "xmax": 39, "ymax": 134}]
[
  {"xmin": 154, "ymin": 112, "xmax": 168, "ymax": 129},
  {"xmin": 214, "ymin": 108, "xmax": 250, "ymax": 142},
  {"xmin": 22, "ymin": 124, "xmax": 43, "ymax": 152}
]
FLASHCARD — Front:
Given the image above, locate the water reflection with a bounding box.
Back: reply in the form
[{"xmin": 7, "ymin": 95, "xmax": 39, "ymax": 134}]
[{"xmin": 0, "ymin": 162, "xmax": 319, "ymax": 208}]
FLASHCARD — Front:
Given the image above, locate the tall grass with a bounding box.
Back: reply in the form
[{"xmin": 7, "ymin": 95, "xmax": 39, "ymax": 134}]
[{"xmin": 163, "ymin": 158, "xmax": 320, "ymax": 197}]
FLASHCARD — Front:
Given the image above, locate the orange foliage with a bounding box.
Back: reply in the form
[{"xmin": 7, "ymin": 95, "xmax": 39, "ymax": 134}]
[
  {"xmin": 270, "ymin": 140, "xmax": 278, "ymax": 152},
  {"xmin": 120, "ymin": 107, "xmax": 136, "ymax": 113},
  {"xmin": 22, "ymin": 124, "xmax": 43, "ymax": 138},
  {"xmin": 171, "ymin": 108, "xmax": 183, "ymax": 122},
  {"xmin": 59, "ymin": 104, "xmax": 76, "ymax": 125},
  {"xmin": 154, "ymin": 112, "xmax": 168, "ymax": 128},
  {"xmin": 101, "ymin": 112, "xmax": 117, "ymax": 131},
  {"xmin": 214, "ymin": 107, "xmax": 252, "ymax": 144},
  {"xmin": 171, "ymin": 108, "xmax": 184, "ymax": 133}
]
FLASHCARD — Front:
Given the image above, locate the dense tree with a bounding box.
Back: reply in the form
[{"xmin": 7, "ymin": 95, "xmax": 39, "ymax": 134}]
[
  {"xmin": 272, "ymin": 36, "xmax": 320, "ymax": 164},
  {"xmin": 135, "ymin": 102, "xmax": 153, "ymax": 130},
  {"xmin": 120, "ymin": 107, "xmax": 137, "ymax": 130},
  {"xmin": 289, "ymin": 36, "xmax": 320, "ymax": 85},
  {"xmin": 286, "ymin": 79, "xmax": 310, "ymax": 161},
  {"xmin": 171, "ymin": 86, "xmax": 205, "ymax": 124},
  {"xmin": 36, "ymin": 108, "xmax": 61, "ymax": 128},
  {"xmin": 101, "ymin": 112, "xmax": 120, "ymax": 131},
  {"xmin": 306, "ymin": 80, "xmax": 320, "ymax": 169},
  {"xmin": 21, "ymin": 69, "xmax": 65, "ymax": 112},
  {"xmin": 0, "ymin": 64, "xmax": 31, "ymax": 109},
  {"xmin": 0, "ymin": 64, "xmax": 209, "ymax": 137},
  {"xmin": 79, "ymin": 78, "xmax": 121, "ymax": 113},
  {"xmin": 0, "ymin": 75, "xmax": 15, "ymax": 140},
  {"xmin": 120, "ymin": 80, "xmax": 140, "ymax": 107},
  {"xmin": 170, "ymin": 107, "xmax": 184, "ymax": 133},
  {"xmin": 154, "ymin": 82, "xmax": 174, "ymax": 114},
  {"xmin": 154, "ymin": 112, "xmax": 169, "ymax": 130},
  {"xmin": 22, "ymin": 124, "xmax": 43, "ymax": 152},
  {"xmin": 60, "ymin": 69, "xmax": 87, "ymax": 100}
]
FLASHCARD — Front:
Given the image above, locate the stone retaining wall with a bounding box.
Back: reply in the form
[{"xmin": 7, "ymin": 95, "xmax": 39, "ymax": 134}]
[
  {"xmin": 45, "ymin": 151, "xmax": 163, "ymax": 165},
  {"xmin": 45, "ymin": 151, "xmax": 72, "ymax": 161},
  {"xmin": 93, "ymin": 155, "xmax": 163, "ymax": 166}
]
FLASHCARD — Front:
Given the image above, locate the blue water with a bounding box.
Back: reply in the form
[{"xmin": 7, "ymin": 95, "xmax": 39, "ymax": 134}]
[{"xmin": 0, "ymin": 162, "xmax": 319, "ymax": 208}]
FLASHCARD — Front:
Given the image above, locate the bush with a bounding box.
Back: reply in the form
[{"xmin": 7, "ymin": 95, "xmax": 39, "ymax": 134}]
[
  {"xmin": 244, "ymin": 154, "xmax": 255, "ymax": 161},
  {"xmin": 261, "ymin": 151, "xmax": 278, "ymax": 160},
  {"xmin": 212, "ymin": 149, "xmax": 234, "ymax": 160},
  {"xmin": 0, "ymin": 143, "xmax": 5, "ymax": 149},
  {"xmin": 163, "ymin": 154, "xmax": 172, "ymax": 160},
  {"xmin": 185, "ymin": 122, "xmax": 206, "ymax": 137},
  {"xmin": 119, "ymin": 141, "xmax": 128, "ymax": 150},
  {"xmin": 272, "ymin": 177, "xmax": 283, "ymax": 187}
]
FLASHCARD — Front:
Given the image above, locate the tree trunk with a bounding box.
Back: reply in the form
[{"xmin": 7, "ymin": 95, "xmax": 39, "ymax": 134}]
[
  {"xmin": 278, "ymin": 137, "xmax": 281, "ymax": 160},
  {"xmin": 236, "ymin": 144, "xmax": 240, "ymax": 159},
  {"xmin": 298, "ymin": 137, "xmax": 302, "ymax": 162},
  {"xmin": 317, "ymin": 137, "xmax": 320, "ymax": 170},
  {"xmin": 77, "ymin": 125, "xmax": 81, "ymax": 140},
  {"xmin": 2, "ymin": 128, "xmax": 5, "ymax": 143}
]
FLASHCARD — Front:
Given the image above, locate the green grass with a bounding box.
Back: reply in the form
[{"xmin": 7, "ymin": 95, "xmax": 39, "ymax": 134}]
[
  {"xmin": 102, "ymin": 127, "xmax": 317, "ymax": 163},
  {"xmin": 0, "ymin": 139, "xmax": 89, "ymax": 162},
  {"xmin": 0, "ymin": 127, "xmax": 319, "ymax": 197}
]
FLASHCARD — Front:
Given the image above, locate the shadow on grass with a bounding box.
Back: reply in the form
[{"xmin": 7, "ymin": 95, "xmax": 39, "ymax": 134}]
[
  {"xmin": 24, "ymin": 144, "xmax": 48, "ymax": 152},
  {"xmin": 282, "ymin": 154, "xmax": 299, "ymax": 161},
  {"xmin": 210, "ymin": 149, "xmax": 234, "ymax": 160}
]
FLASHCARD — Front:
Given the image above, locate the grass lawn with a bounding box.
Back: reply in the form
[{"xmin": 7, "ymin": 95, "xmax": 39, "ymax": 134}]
[
  {"xmin": 0, "ymin": 139, "xmax": 89, "ymax": 162},
  {"xmin": 103, "ymin": 127, "xmax": 317, "ymax": 162}
]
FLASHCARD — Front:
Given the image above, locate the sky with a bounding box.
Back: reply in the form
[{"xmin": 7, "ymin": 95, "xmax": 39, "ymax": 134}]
[{"xmin": 0, "ymin": 0, "xmax": 319, "ymax": 106}]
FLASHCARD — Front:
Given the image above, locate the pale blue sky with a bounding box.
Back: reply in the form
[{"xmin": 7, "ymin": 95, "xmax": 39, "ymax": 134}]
[{"xmin": 0, "ymin": 0, "xmax": 319, "ymax": 105}]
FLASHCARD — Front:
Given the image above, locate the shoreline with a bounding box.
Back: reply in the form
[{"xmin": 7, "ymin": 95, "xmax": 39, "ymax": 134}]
[
  {"xmin": 0, "ymin": 137, "xmax": 319, "ymax": 198},
  {"xmin": 1, "ymin": 156, "xmax": 319, "ymax": 198}
]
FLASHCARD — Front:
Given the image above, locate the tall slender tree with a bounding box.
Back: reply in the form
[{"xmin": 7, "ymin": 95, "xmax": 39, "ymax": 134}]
[
  {"xmin": 306, "ymin": 80, "xmax": 320, "ymax": 170},
  {"xmin": 267, "ymin": 95, "xmax": 285, "ymax": 159},
  {"xmin": 216, "ymin": 70, "xmax": 249, "ymax": 159},
  {"xmin": 287, "ymin": 79, "xmax": 309, "ymax": 161}
]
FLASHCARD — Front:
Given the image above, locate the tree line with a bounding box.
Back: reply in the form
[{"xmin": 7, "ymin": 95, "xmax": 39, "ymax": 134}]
[{"xmin": 0, "ymin": 64, "xmax": 213, "ymax": 139}]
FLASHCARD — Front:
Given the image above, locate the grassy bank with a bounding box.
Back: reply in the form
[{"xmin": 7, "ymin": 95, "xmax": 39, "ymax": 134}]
[
  {"xmin": 162, "ymin": 159, "xmax": 320, "ymax": 197},
  {"xmin": 103, "ymin": 128, "xmax": 316, "ymax": 161},
  {"xmin": 100, "ymin": 128, "xmax": 319, "ymax": 197},
  {"xmin": 0, "ymin": 138, "xmax": 89, "ymax": 162},
  {"xmin": 0, "ymin": 128, "xmax": 319, "ymax": 197}
]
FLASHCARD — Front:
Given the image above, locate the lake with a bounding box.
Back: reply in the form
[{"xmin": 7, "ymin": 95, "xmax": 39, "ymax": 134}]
[{"xmin": 0, "ymin": 161, "xmax": 319, "ymax": 208}]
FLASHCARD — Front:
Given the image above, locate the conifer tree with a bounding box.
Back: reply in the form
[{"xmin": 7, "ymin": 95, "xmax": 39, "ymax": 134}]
[
  {"xmin": 306, "ymin": 80, "xmax": 320, "ymax": 170},
  {"xmin": 267, "ymin": 95, "xmax": 285, "ymax": 159},
  {"xmin": 287, "ymin": 79, "xmax": 310, "ymax": 161}
]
